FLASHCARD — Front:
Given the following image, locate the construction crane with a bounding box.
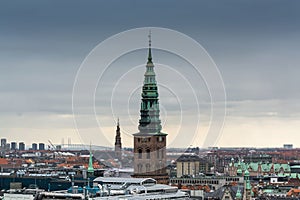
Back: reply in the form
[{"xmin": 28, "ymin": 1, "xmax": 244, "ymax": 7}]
[{"xmin": 48, "ymin": 140, "xmax": 56, "ymax": 150}]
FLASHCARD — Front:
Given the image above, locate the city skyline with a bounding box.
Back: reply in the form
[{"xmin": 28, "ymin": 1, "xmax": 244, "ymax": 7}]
[{"xmin": 0, "ymin": 1, "xmax": 300, "ymax": 148}]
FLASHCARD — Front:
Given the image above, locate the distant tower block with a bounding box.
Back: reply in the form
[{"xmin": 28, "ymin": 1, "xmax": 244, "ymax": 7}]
[
  {"xmin": 32, "ymin": 143, "xmax": 38, "ymax": 150},
  {"xmin": 39, "ymin": 143, "xmax": 45, "ymax": 150},
  {"xmin": 10, "ymin": 142, "xmax": 17, "ymax": 150},
  {"xmin": 114, "ymin": 118, "xmax": 122, "ymax": 160},
  {"xmin": 19, "ymin": 142, "xmax": 25, "ymax": 151},
  {"xmin": 132, "ymin": 32, "xmax": 168, "ymax": 184}
]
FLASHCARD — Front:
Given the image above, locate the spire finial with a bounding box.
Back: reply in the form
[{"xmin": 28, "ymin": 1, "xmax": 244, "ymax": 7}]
[
  {"xmin": 148, "ymin": 30, "xmax": 151, "ymax": 48},
  {"xmin": 117, "ymin": 117, "xmax": 120, "ymax": 126},
  {"xmin": 147, "ymin": 30, "xmax": 152, "ymax": 63}
]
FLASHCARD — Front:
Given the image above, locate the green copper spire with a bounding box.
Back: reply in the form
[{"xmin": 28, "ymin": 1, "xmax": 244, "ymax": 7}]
[
  {"xmin": 88, "ymin": 143, "xmax": 94, "ymax": 173},
  {"xmin": 147, "ymin": 30, "xmax": 152, "ymax": 63},
  {"xmin": 237, "ymin": 160, "xmax": 242, "ymax": 176},
  {"xmin": 244, "ymin": 168, "xmax": 251, "ymax": 190},
  {"xmin": 235, "ymin": 187, "xmax": 242, "ymax": 199},
  {"xmin": 138, "ymin": 32, "xmax": 162, "ymax": 134}
]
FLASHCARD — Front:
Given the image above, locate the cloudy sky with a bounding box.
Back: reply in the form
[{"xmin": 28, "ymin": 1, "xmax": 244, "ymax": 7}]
[{"xmin": 0, "ymin": 0, "xmax": 299, "ymax": 148}]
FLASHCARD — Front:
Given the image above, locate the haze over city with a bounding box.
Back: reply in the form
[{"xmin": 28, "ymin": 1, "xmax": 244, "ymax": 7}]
[{"xmin": 0, "ymin": 0, "xmax": 299, "ymax": 148}]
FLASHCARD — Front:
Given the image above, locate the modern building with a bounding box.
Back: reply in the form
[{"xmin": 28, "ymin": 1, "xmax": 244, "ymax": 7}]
[
  {"xmin": 1, "ymin": 138, "xmax": 7, "ymax": 149},
  {"xmin": 38, "ymin": 143, "xmax": 45, "ymax": 150},
  {"xmin": 93, "ymin": 177, "xmax": 188, "ymax": 199},
  {"xmin": 19, "ymin": 142, "xmax": 25, "ymax": 151},
  {"xmin": 132, "ymin": 33, "xmax": 168, "ymax": 184},
  {"xmin": 32, "ymin": 143, "xmax": 38, "ymax": 150},
  {"xmin": 10, "ymin": 142, "xmax": 17, "ymax": 150},
  {"xmin": 284, "ymin": 144, "xmax": 293, "ymax": 149},
  {"xmin": 114, "ymin": 118, "xmax": 122, "ymax": 160}
]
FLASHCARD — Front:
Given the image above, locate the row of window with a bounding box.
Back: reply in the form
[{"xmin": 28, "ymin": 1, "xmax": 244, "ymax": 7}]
[
  {"xmin": 138, "ymin": 149, "xmax": 165, "ymax": 159},
  {"xmin": 170, "ymin": 179, "xmax": 220, "ymax": 185},
  {"xmin": 137, "ymin": 136, "xmax": 165, "ymax": 143},
  {"xmin": 137, "ymin": 163, "xmax": 164, "ymax": 173},
  {"xmin": 143, "ymin": 86, "xmax": 157, "ymax": 90}
]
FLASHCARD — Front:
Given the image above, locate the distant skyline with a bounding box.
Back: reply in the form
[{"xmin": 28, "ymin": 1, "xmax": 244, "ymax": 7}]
[{"xmin": 0, "ymin": 0, "xmax": 300, "ymax": 148}]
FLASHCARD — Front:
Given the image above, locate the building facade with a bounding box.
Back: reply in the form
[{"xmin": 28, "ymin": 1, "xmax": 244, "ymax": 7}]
[
  {"xmin": 132, "ymin": 34, "xmax": 168, "ymax": 184},
  {"xmin": 176, "ymin": 154, "xmax": 210, "ymax": 178},
  {"xmin": 227, "ymin": 160, "xmax": 290, "ymax": 177}
]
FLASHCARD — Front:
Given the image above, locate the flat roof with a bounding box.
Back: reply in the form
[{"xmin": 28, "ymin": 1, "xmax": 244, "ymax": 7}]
[{"xmin": 93, "ymin": 177, "xmax": 156, "ymax": 185}]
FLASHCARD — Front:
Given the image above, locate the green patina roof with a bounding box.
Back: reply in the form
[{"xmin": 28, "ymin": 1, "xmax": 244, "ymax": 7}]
[
  {"xmin": 233, "ymin": 162, "xmax": 291, "ymax": 173},
  {"xmin": 236, "ymin": 188, "xmax": 242, "ymax": 198},
  {"xmin": 263, "ymin": 189, "xmax": 274, "ymax": 194},
  {"xmin": 246, "ymin": 181, "xmax": 252, "ymax": 190},
  {"xmin": 290, "ymin": 165, "xmax": 300, "ymax": 169},
  {"xmin": 244, "ymin": 169, "xmax": 250, "ymax": 176},
  {"xmin": 261, "ymin": 163, "xmax": 272, "ymax": 171},
  {"xmin": 138, "ymin": 32, "xmax": 162, "ymax": 134},
  {"xmin": 248, "ymin": 162, "xmax": 258, "ymax": 171},
  {"xmin": 290, "ymin": 173, "xmax": 296, "ymax": 178}
]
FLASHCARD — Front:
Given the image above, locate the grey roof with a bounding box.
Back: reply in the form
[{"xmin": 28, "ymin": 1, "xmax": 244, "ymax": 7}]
[
  {"xmin": 93, "ymin": 177, "xmax": 156, "ymax": 185},
  {"xmin": 205, "ymin": 185, "xmax": 244, "ymax": 199},
  {"xmin": 176, "ymin": 154, "xmax": 201, "ymax": 162},
  {"xmin": 92, "ymin": 190, "xmax": 188, "ymax": 200}
]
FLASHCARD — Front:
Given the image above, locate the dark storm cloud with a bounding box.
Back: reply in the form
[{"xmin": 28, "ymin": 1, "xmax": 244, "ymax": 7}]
[{"xmin": 0, "ymin": 0, "xmax": 299, "ymax": 146}]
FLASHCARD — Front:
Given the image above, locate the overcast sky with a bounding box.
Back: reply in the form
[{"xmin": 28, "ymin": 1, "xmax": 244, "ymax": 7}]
[{"xmin": 0, "ymin": 0, "xmax": 300, "ymax": 148}]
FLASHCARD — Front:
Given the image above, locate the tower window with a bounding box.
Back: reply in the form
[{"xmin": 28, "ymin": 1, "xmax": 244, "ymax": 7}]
[
  {"xmin": 138, "ymin": 149, "xmax": 142, "ymax": 159},
  {"xmin": 159, "ymin": 136, "xmax": 163, "ymax": 142},
  {"xmin": 146, "ymin": 164, "xmax": 150, "ymax": 172},
  {"xmin": 138, "ymin": 164, "xmax": 143, "ymax": 173},
  {"xmin": 146, "ymin": 149, "xmax": 150, "ymax": 159}
]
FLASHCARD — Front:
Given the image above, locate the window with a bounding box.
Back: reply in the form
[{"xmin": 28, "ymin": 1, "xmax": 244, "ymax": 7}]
[
  {"xmin": 158, "ymin": 136, "xmax": 163, "ymax": 142},
  {"xmin": 146, "ymin": 149, "xmax": 150, "ymax": 159},
  {"xmin": 146, "ymin": 164, "xmax": 150, "ymax": 172},
  {"xmin": 138, "ymin": 164, "xmax": 143, "ymax": 173},
  {"xmin": 138, "ymin": 149, "xmax": 142, "ymax": 159}
]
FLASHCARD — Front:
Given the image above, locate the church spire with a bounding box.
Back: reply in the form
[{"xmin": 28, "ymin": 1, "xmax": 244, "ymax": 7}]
[
  {"xmin": 115, "ymin": 118, "xmax": 122, "ymax": 160},
  {"xmin": 147, "ymin": 30, "xmax": 152, "ymax": 63},
  {"xmin": 87, "ymin": 143, "xmax": 94, "ymax": 173},
  {"xmin": 138, "ymin": 32, "xmax": 162, "ymax": 134}
]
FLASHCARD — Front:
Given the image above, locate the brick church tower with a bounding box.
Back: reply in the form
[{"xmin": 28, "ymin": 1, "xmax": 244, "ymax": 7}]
[{"xmin": 132, "ymin": 32, "xmax": 168, "ymax": 184}]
